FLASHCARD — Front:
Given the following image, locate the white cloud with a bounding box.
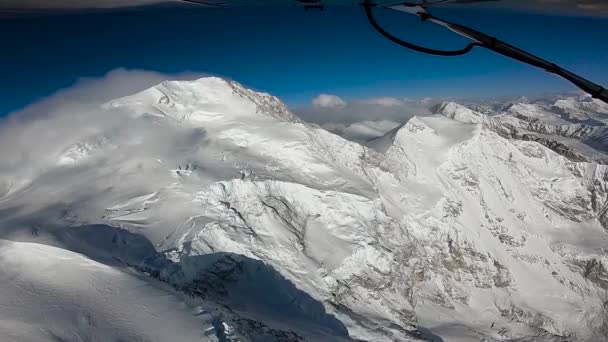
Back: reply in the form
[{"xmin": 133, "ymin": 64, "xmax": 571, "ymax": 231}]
[
  {"xmin": 312, "ymin": 94, "xmax": 347, "ymax": 110},
  {"xmin": 362, "ymin": 97, "xmax": 404, "ymax": 107},
  {"xmin": 0, "ymin": 69, "xmax": 211, "ymax": 177},
  {"xmin": 296, "ymin": 93, "xmax": 441, "ymax": 143},
  {"xmin": 323, "ymin": 120, "xmax": 401, "ymax": 143},
  {"xmin": 296, "ymin": 94, "xmax": 437, "ymax": 128}
]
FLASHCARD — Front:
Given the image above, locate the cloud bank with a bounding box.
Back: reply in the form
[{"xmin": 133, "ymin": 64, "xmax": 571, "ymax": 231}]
[
  {"xmin": 0, "ymin": 69, "xmax": 211, "ymax": 180},
  {"xmin": 312, "ymin": 94, "xmax": 347, "ymax": 110},
  {"xmin": 296, "ymin": 94, "xmax": 437, "ymax": 142},
  {"xmin": 322, "ymin": 120, "xmax": 403, "ymax": 143}
]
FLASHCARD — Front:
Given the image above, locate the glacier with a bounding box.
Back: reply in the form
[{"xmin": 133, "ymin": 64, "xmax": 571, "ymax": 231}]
[{"xmin": 1, "ymin": 76, "xmax": 608, "ymax": 341}]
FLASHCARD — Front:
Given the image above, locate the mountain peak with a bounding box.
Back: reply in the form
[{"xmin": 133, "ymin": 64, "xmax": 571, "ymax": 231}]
[
  {"xmin": 106, "ymin": 76, "xmax": 302, "ymax": 123},
  {"xmin": 432, "ymin": 101, "xmax": 484, "ymax": 124}
]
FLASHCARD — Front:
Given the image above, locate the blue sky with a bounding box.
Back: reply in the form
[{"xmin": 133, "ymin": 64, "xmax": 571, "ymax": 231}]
[{"xmin": 1, "ymin": 5, "xmax": 607, "ymax": 115}]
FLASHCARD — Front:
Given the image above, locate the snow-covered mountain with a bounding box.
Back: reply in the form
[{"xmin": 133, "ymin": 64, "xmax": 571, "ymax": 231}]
[
  {"xmin": 432, "ymin": 99, "xmax": 608, "ymax": 164},
  {"xmin": 1, "ymin": 77, "xmax": 608, "ymax": 342}
]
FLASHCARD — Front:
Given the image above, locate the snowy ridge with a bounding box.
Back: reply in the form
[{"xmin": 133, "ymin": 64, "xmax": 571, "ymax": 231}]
[
  {"xmin": 1, "ymin": 78, "xmax": 608, "ymax": 341},
  {"xmin": 552, "ymin": 94, "xmax": 608, "ymax": 124},
  {"xmin": 432, "ymin": 102, "xmax": 484, "ymax": 124},
  {"xmin": 107, "ymin": 77, "xmax": 302, "ymax": 123},
  {"xmin": 433, "ymin": 100, "xmax": 608, "ymax": 164},
  {"xmin": 0, "ymin": 239, "xmax": 220, "ymax": 342}
]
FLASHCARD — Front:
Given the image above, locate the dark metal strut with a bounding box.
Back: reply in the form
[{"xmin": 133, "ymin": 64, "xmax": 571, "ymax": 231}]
[{"xmin": 362, "ymin": 1, "xmax": 608, "ymax": 104}]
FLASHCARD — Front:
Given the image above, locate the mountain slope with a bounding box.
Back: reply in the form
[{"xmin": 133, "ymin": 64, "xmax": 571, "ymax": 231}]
[
  {"xmin": 0, "ymin": 239, "xmax": 220, "ymax": 342},
  {"xmin": 1, "ymin": 78, "xmax": 608, "ymax": 341}
]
